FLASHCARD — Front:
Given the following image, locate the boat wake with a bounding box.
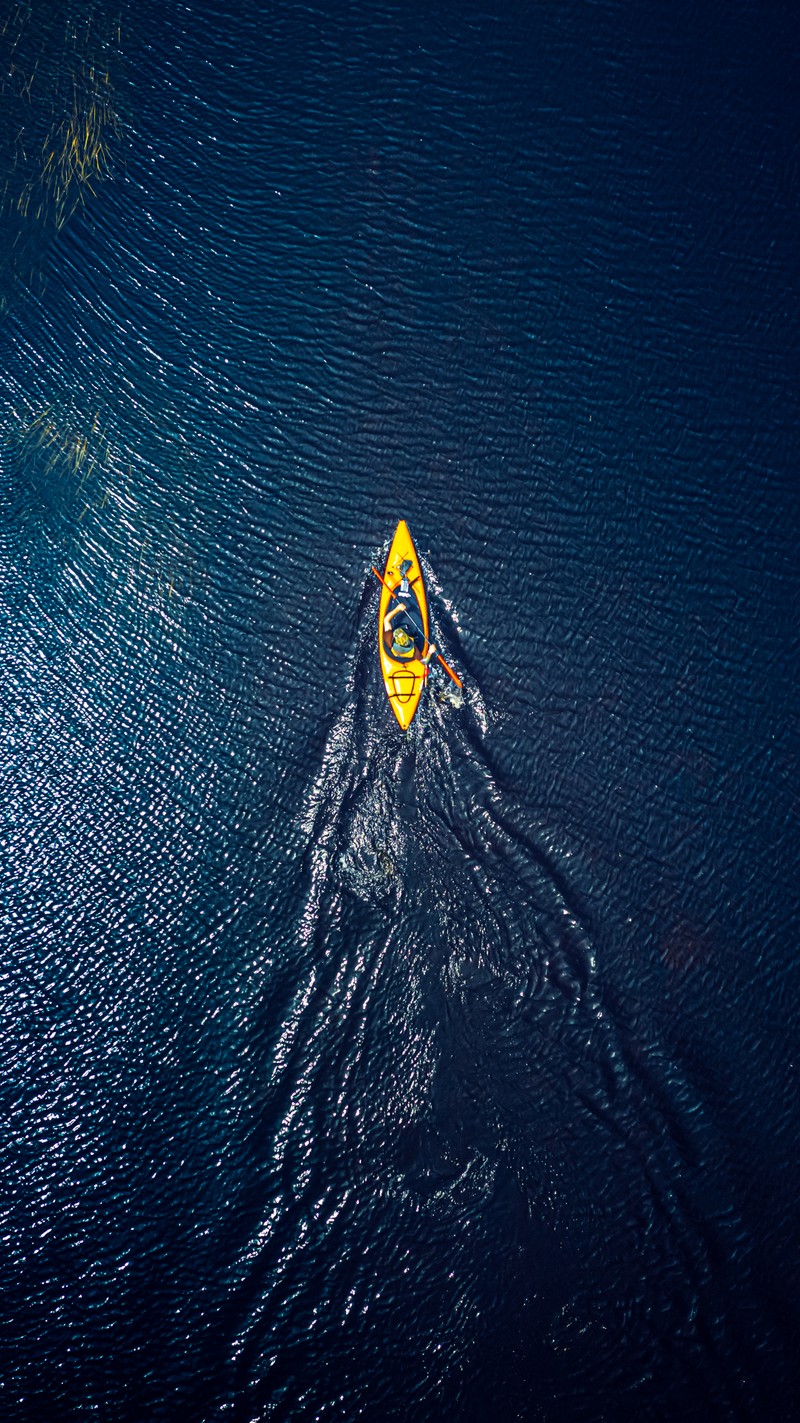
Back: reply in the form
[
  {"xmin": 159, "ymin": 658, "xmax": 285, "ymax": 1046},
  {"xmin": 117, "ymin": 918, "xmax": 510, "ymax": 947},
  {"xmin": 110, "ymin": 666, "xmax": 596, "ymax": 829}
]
[
  {"xmin": 296, "ymin": 582, "xmax": 605, "ymax": 1228},
  {"xmin": 226, "ymin": 574, "xmax": 748, "ymax": 1421}
]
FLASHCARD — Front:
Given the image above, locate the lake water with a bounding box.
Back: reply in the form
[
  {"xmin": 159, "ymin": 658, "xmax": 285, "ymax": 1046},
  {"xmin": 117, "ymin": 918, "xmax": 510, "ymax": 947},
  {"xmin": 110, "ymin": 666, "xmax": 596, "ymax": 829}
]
[{"xmin": 1, "ymin": 1, "xmax": 798, "ymax": 1418}]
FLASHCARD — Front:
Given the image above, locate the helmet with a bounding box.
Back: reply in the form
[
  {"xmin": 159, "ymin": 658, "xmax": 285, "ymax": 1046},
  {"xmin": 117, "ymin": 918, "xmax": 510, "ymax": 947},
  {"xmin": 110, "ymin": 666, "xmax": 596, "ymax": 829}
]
[{"xmin": 394, "ymin": 627, "xmax": 412, "ymax": 647}]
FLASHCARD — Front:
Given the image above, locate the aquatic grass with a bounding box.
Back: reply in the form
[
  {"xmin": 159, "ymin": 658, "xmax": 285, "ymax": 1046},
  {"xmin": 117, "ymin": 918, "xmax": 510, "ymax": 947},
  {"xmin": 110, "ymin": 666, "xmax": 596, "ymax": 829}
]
[
  {"xmin": 9, "ymin": 401, "xmax": 197, "ymax": 611},
  {"xmin": 1, "ymin": 2, "xmax": 124, "ymax": 246},
  {"xmin": 30, "ymin": 81, "xmax": 120, "ymax": 228}
]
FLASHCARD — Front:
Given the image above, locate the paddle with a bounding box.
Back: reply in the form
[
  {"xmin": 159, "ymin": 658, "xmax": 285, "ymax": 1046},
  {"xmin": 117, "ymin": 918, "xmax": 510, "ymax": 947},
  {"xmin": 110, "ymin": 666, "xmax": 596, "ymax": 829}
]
[{"xmin": 371, "ymin": 565, "xmax": 463, "ymax": 690}]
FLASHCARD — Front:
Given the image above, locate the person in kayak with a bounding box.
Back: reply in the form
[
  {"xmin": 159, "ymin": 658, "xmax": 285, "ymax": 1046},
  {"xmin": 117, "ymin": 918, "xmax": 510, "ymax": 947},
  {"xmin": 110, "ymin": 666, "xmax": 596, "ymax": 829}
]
[{"xmin": 383, "ymin": 599, "xmax": 437, "ymax": 665}]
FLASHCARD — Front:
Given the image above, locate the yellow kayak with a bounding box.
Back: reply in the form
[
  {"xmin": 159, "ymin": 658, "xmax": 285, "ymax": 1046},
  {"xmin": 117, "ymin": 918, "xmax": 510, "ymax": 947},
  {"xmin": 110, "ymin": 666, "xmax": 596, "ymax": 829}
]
[{"xmin": 377, "ymin": 520, "xmax": 430, "ymax": 729}]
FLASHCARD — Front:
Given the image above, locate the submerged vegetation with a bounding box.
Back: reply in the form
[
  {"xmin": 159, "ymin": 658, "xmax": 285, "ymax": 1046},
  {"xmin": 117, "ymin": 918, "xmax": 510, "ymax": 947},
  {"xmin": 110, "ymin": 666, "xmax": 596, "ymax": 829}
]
[
  {"xmin": 10, "ymin": 398, "xmax": 197, "ymax": 611},
  {"xmin": 0, "ymin": 8, "xmax": 190, "ymax": 611},
  {"xmin": 1, "ymin": 1, "xmax": 124, "ymax": 283},
  {"xmin": 2, "ymin": 10, "xmax": 197, "ymax": 616},
  {"xmin": 18, "ymin": 78, "xmax": 121, "ymax": 229},
  {"xmin": 17, "ymin": 402, "xmax": 112, "ymax": 485}
]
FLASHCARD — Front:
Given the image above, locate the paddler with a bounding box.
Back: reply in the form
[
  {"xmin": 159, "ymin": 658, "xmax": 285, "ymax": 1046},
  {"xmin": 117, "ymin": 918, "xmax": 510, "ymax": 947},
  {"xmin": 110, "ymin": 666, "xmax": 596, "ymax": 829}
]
[{"xmin": 383, "ymin": 599, "xmax": 437, "ymax": 666}]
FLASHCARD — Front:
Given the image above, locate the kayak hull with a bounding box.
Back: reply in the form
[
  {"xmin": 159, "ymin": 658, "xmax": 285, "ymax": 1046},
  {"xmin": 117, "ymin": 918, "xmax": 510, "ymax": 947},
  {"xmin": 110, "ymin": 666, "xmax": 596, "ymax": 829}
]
[{"xmin": 379, "ymin": 521, "xmax": 429, "ymax": 729}]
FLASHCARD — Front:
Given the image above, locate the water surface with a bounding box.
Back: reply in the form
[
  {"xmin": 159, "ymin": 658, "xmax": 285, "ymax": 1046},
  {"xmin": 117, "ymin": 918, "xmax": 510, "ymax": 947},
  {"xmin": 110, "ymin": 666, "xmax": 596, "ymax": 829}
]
[{"xmin": 1, "ymin": 1, "xmax": 798, "ymax": 1418}]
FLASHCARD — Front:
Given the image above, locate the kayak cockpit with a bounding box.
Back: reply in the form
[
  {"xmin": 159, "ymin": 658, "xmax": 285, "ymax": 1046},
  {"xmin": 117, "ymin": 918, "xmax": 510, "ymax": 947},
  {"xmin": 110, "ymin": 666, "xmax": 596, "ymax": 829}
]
[{"xmin": 382, "ymin": 584, "xmax": 427, "ymax": 663}]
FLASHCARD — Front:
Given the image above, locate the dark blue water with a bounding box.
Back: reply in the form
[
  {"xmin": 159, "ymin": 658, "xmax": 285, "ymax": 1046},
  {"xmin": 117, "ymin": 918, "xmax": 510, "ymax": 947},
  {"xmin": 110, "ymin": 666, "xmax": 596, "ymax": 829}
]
[{"xmin": 1, "ymin": 1, "xmax": 798, "ymax": 1418}]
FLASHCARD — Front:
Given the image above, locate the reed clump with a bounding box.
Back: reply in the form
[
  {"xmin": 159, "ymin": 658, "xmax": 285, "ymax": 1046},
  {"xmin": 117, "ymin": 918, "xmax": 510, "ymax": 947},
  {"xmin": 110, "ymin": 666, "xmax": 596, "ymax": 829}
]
[
  {"xmin": 18, "ymin": 402, "xmax": 111, "ymax": 483},
  {"xmin": 1, "ymin": 5, "xmax": 123, "ymax": 236},
  {"xmin": 13, "ymin": 402, "xmax": 195, "ymax": 608},
  {"xmin": 35, "ymin": 81, "xmax": 120, "ymax": 227}
]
